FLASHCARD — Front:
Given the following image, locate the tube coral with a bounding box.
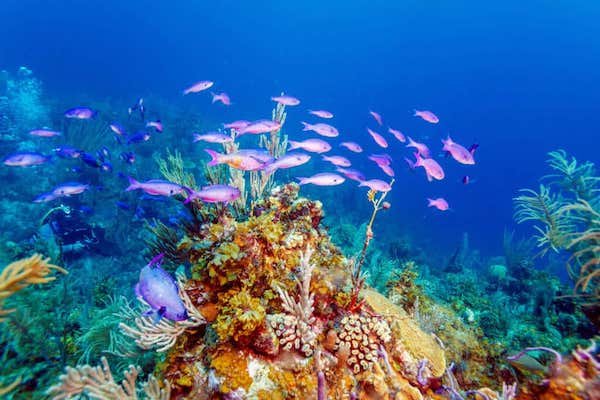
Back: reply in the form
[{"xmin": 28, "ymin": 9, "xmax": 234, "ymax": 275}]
[{"xmin": 0, "ymin": 254, "xmax": 67, "ymax": 321}]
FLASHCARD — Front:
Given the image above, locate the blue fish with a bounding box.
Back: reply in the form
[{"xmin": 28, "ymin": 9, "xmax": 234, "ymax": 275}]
[
  {"xmin": 135, "ymin": 253, "xmax": 188, "ymax": 322},
  {"xmin": 54, "ymin": 146, "xmax": 83, "ymax": 159},
  {"xmin": 116, "ymin": 201, "xmax": 131, "ymax": 210},
  {"xmin": 127, "ymin": 131, "xmax": 151, "ymax": 144},
  {"xmin": 100, "ymin": 162, "xmax": 113, "ymax": 172},
  {"xmin": 120, "ymin": 151, "xmax": 136, "ymax": 164},
  {"xmin": 81, "ymin": 152, "xmax": 101, "ymax": 168}
]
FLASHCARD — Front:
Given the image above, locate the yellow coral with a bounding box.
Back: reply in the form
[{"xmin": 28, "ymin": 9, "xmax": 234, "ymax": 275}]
[
  {"xmin": 210, "ymin": 348, "xmax": 253, "ymax": 393},
  {"xmin": 215, "ymin": 290, "xmax": 266, "ymax": 342}
]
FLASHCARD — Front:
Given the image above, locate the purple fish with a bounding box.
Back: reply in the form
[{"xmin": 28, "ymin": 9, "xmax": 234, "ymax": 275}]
[
  {"xmin": 297, "ymin": 172, "xmax": 345, "ymax": 186},
  {"xmin": 367, "ymin": 128, "xmax": 388, "ymax": 148},
  {"xmin": 223, "ymin": 120, "xmax": 251, "ymax": 131},
  {"xmin": 54, "ymin": 146, "xmax": 82, "ymax": 159},
  {"xmin": 369, "ymin": 110, "xmax": 383, "ymax": 126},
  {"xmin": 183, "ymin": 80, "xmax": 214, "ymax": 95},
  {"xmin": 322, "ymin": 155, "xmax": 351, "ymax": 167},
  {"xmin": 126, "ymin": 178, "xmax": 187, "ymax": 196},
  {"xmin": 428, "ymin": 197, "xmax": 449, "ymax": 211},
  {"xmin": 3, "ymin": 152, "xmax": 50, "ymax": 167},
  {"xmin": 301, "ymin": 122, "xmax": 339, "ymax": 138},
  {"xmin": 359, "ymin": 179, "xmax": 392, "ymax": 192},
  {"xmin": 271, "ymin": 95, "xmax": 300, "ymax": 106},
  {"xmin": 388, "ymin": 128, "xmax": 406, "ymax": 142},
  {"xmin": 33, "ymin": 192, "xmax": 58, "ymax": 203},
  {"xmin": 211, "ymin": 92, "xmax": 231, "ymax": 105},
  {"xmin": 185, "ymin": 184, "xmax": 241, "ymax": 204},
  {"xmin": 264, "ymin": 153, "xmax": 311, "ymax": 173},
  {"xmin": 135, "ymin": 254, "xmax": 188, "ymax": 322},
  {"xmin": 442, "ymin": 135, "xmax": 475, "ymax": 165},
  {"xmin": 146, "ymin": 120, "xmax": 163, "ymax": 132},
  {"xmin": 193, "ymin": 132, "xmax": 233, "ymax": 144},
  {"xmin": 340, "ymin": 142, "xmax": 363, "ymax": 153},
  {"xmin": 414, "ymin": 109, "xmax": 439, "ymax": 124},
  {"xmin": 368, "ymin": 154, "xmax": 392, "ymax": 167},
  {"xmin": 308, "ymin": 110, "xmax": 333, "ymax": 119},
  {"xmin": 238, "ymin": 119, "xmax": 282, "ymax": 135},
  {"xmin": 335, "ymin": 167, "xmax": 365, "ymax": 182},
  {"xmin": 29, "ymin": 128, "xmax": 61, "ymax": 137},
  {"xmin": 414, "ymin": 153, "xmax": 445, "ymax": 182},
  {"xmin": 288, "ymin": 138, "xmax": 331, "ymax": 154},
  {"xmin": 65, "ymin": 107, "xmax": 96, "ymax": 119},
  {"xmin": 406, "ymin": 136, "xmax": 431, "ymax": 158},
  {"xmin": 205, "ymin": 149, "xmax": 274, "ymax": 171},
  {"xmin": 52, "ymin": 182, "xmax": 90, "ymax": 196}
]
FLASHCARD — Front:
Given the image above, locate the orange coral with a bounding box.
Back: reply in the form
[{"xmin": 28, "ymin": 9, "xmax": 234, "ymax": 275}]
[{"xmin": 210, "ymin": 347, "xmax": 253, "ymax": 393}]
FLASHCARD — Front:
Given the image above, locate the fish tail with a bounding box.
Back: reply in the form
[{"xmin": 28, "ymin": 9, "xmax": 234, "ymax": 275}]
[
  {"xmin": 210, "ymin": 92, "xmax": 217, "ymax": 103},
  {"xmin": 296, "ymin": 177, "xmax": 308, "ymax": 185},
  {"xmin": 205, "ymin": 149, "xmax": 221, "ymax": 166},
  {"xmin": 301, "ymin": 121, "xmax": 311, "ymax": 131},
  {"xmin": 288, "ymin": 141, "xmax": 300, "ymax": 151},
  {"xmin": 413, "ymin": 109, "xmax": 419, "ymax": 116},
  {"xmin": 427, "ymin": 198, "xmax": 435, "ymax": 207},
  {"xmin": 404, "ymin": 157, "xmax": 415, "ymax": 170},
  {"xmin": 126, "ymin": 176, "xmax": 140, "ymax": 191}
]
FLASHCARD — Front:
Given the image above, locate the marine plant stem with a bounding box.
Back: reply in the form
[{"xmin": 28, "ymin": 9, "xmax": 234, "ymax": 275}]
[{"xmin": 355, "ymin": 180, "xmax": 394, "ymax": 282}]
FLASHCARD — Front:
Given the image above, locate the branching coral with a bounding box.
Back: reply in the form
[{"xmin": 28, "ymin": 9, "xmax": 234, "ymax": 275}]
[
  {"xmin": 544, "ymin": 149, "xmax": 599, "ymax": 200},
  {"xmin": 46, "ymin": 356, "xmax": 170, "ymax": 400},
  {"xmin": 0, "ymin": 254, "xmax": 67, "ymax": 321},
  {"xmin": 155, "ymin": 149, "xmax": 197, "ymax": 190},
  {"xmin": 270, "ymin": 247, "xmax": 317, "ymax": 356}
]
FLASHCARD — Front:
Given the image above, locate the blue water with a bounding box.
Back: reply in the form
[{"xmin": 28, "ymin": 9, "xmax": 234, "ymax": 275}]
[{"xmin": 1, "ymin": 0, "xmax": 599, "ymax": 256}]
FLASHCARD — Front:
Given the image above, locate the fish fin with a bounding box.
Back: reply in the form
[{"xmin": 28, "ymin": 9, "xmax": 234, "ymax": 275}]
[
  {"xmin": 404, "ymin": 157, "xmax": 415, "ymax": 170},
  {"xmin": 205, "ymin": 149, "xmax": 221, "ymax": 166},
  {"xmin": 143, "ymin": 308, "xmax": 154, "ymax": 317},
  {"xmin": 425, "ymin": 171, "xmax": 433, "ymax": 182},
  {"xmin": 152, "ymin": 308, "xmax": 166, "ymax": 324},
  {"xmin": 288, "ymin": 141, "xmax": 300, "ymax": 151},
  {"xmin": 427, "ymin": 198, "xmax": 435, "ymax": 207},
  {"xmin": 126, "ymin": 176, "xmax": 140, "ymax": 191},
  {"xmin": 300, "ymin": 122, "xmax": 311, "ymax": 131},
  {"xmin": 413, "ymin": 109, "xmax": 419, "ymax": 116},
  {"xmin": 296, "ymin": 177, "xmax": 307, "ymax": 185},
  {"xmin": 210, "ymin": 92, "xmax": 217, "ymax": 103},
  {"xmin": 148, "ymin": 253, "xmax": 165, "ymax": 268}
]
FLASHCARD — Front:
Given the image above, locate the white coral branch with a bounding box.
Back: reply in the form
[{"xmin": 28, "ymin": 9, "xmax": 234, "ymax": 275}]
[{"xmin": 273, "ymin": 247, "xmax": 317, "ymax": 356}]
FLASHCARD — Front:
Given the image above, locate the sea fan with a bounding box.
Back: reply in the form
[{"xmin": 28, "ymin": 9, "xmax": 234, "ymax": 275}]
[{"xmin": 543, "ymin": 149, "xmax": 599, "ymax": 201}]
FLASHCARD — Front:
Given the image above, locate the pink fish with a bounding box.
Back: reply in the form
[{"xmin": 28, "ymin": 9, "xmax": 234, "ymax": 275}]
[
  {"xmin": 359, "ymin": 179, "xmax": 391, "ymax": 192},
  {"xmin": 52, "ymin": 182, "xmax": 90, "ymax": 196},
  {"xmin": 264, "ymin": 153, "xmax": 312, "ymax": 173},
  {"xmin": 367, "ymin": 128, "xmax": 388, "ymax": 148},
  {"xmin": 205, "ymin": 149, "xmax": 273, "ymax": 171},
  {"xmin": 183, "ymin": 80, "xmax": 214, "ymax": 95},
  {"xmin": 238, "ymin": 119, "xmax": 282, "ymax": 135},
  {"xmin": 369, "ymin": 110, "xmax": 383, "ymax": 126},
  {"xmin": 322, "ymin": 155, "xmax": 351, "ymax": 167},
  {"xmin": 388, "ymin": 128, "xmax": 406, "ymax": 142},
  {"xmin": 442, "ymin": 135, "xmax": 475, "ymax": 165},
  {"xmin": 224, "ymin": 120, "xmax": 251, "ymax": 131},
  {"xmin": 368, "ymin": 154, "xmax": 392, "ymax": 167},
  {"xmin": 427, "ymin": 197, "xmax": 449, "ymax": 211},
  {"xmin": 340, "ymin": 142, "xmax": 363, "ymax": 153},
  {"xmin": 335, "ymin": 167, "xmax": 365, "ymax": 182},
  {"xmin": 308, "ymin": 110, "xmax": 333, "ymax": 119},
  {"xmin": 185, "ymin": 184, "xmax": 240, "ymax": 204},
  {"xmin": 379, "ymin": 164, "xmax": 395, "ymax": 177},
  {"xmin": 29, "ymin": 128, "xmax": 61, "ymax": 137},
  {"xmin": 414, "ymin": 153, "xmax": 445, "ymax": 182},
  {"xmin": 414, "ymin": 109, "xmax": 439, "ymax": 124},
  {"xmin": 271, "ymin": 95, "xmax": 300, "ymax": 106},
  {"xmin": 288, "ymin": 138, "xmax": 331, "ymax": 153},
  {"xmin": 211, "ymin": 92, "xmax": 231, "ymax": 106},
  {"xmin": 297, "ymin": 172, "xmax": 345, "ymax": 186},
  {"xmin": 146, "ymin": 120, "xmax": 163, "ymax": 132},
  {"xmin": 406, "ymin": 136, "xmax": 431, "ymax": 158},
  {"xmin": 126, "ymin": 178, "xmax": 186, "ymax": 196},
  {"xmin": 301, "ymin": 122, "xmax": 339, "ymax": 138},
  {"xmin": 193, "ymin": 132, "xmax": 233, "ymax": 144}
]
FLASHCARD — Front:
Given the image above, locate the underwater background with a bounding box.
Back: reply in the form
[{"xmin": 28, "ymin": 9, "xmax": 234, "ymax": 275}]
[{"xmin": 0, "ymin": 1, "xmax": 598, "ymax": 399}]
